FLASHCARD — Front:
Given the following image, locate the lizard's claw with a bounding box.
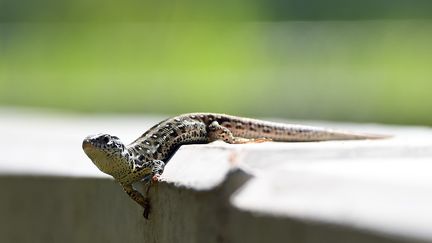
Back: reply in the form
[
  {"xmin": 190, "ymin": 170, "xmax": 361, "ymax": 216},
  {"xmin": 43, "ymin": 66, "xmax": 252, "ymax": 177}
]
[
  {"xmin": 142, "ymin": 198, "xmax": 151, "ymax": 219},
  {"xmin": 143, "ymin": 208, "xmax": 150, "ymax": 219}
]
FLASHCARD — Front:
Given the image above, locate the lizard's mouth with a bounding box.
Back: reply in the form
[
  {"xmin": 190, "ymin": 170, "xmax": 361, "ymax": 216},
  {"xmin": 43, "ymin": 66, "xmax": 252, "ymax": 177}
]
[{"xmin": 82, "ymin": 138, "xmax": 94, "ymax": 150}]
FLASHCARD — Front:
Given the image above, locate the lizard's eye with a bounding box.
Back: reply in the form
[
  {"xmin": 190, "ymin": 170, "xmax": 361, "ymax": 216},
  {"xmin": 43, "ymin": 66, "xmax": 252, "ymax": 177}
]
[{"xmin": 102, "ymin": 136, "xmax": 110, "ymax": 144}]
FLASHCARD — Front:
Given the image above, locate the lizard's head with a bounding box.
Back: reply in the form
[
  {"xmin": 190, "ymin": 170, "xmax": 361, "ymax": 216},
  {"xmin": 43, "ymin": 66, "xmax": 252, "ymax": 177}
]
[{"xmin": 82, "ymin": 134, "xmax": 129, "ymax": 177}]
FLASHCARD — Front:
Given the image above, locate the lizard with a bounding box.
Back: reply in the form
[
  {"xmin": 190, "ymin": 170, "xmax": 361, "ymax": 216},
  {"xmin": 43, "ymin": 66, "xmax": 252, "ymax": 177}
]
[{"xmin": 82, "ymin": 113, "xmax": 387, "ymax": 219}]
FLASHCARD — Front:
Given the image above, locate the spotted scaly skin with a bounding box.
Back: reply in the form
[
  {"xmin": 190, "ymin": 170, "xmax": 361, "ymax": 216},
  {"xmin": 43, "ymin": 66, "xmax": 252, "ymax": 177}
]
[{"xmin": 82, "ymin": 113, "xmax": 387, "ymax": 219}]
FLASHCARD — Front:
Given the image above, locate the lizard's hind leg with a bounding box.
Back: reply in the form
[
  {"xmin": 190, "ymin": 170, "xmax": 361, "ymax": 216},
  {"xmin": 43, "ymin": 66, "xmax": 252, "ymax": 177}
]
[{"xmin": 207, "ymin": 121, "xmax": 271, "ymax": 144}]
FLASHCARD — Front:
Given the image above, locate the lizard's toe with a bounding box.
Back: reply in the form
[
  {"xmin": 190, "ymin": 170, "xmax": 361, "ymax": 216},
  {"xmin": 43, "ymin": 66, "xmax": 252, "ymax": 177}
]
[
  {"xmin": 152, "ymin": 174, "xmax": 161, "ymax": 182},
  {"xmin": 142, "ymin": 199, "xmax": 151, "ymax": 219}
]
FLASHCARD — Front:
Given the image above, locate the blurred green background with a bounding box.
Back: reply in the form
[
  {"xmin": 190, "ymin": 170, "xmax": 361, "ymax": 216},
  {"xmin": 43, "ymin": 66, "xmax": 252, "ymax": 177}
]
[{"xmin": 1, "ymin": 0, "xmax": 432, "ymax": 124}]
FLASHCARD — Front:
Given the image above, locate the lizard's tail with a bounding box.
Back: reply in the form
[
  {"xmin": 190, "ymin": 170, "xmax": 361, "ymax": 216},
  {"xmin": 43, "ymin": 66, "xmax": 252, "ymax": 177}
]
[
  {"xmin": 228, "ymin": 117, "xmax": 391, "ymax": 142},
  {"xmin": 271, "ymin": 127, "xmax": 391, "ymax": 142},
  {"xmin": 267, "ymin": 127, "xmax": 390, "ymax": 142}
]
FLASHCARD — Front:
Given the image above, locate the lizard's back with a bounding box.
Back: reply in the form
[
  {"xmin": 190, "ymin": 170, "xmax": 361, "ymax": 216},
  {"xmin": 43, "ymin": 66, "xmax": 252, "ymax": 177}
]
[{"xmin": 128, "ymin": 113, "xmax": 386, "ymax": 162}]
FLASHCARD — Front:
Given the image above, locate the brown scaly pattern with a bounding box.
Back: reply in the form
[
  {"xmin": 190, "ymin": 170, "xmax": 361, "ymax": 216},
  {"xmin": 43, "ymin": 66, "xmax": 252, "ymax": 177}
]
[{"xmin": 83, "ymin": 113, "xmax": 388, "ymax": 219}]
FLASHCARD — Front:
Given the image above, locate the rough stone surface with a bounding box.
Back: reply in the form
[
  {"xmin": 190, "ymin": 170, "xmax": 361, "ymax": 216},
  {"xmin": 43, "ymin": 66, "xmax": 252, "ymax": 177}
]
[{"xmin": 1, "ymin": 108, "xmax": 432, "ymax": 243}]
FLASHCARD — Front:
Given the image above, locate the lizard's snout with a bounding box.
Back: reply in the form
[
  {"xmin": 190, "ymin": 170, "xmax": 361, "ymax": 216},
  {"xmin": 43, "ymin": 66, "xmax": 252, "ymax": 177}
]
[{"xmin": 82, "ymin": 137, "xmax": 93, "ymax": 150}]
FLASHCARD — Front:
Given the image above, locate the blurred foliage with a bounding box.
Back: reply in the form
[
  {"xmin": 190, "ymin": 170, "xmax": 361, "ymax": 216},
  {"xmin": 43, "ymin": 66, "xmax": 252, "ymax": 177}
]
[
  {"xmin": 2, "ymin": 0, "xmax": 432, "ymax": 21},
  {"xmin": 1, "ymin": 1, "xmax": 432, "ymax": 125}
]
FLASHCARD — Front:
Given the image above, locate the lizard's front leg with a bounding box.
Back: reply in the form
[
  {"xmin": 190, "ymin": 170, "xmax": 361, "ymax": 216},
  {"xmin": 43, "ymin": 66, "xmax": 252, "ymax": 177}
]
[
  {"xmin": 208, "ymin": 121, "xmax": 271, "ymax": 144},
  {"xmin": 120, "ymin": 183, "xmax": 151, "ymax": 218},
  {"xmin": 147, "ymin": 159, "xmax": 165, "ymax": 182},
  {"xmin": 121, "ymin": 160, "xmax": 166, "ymax": 219}
]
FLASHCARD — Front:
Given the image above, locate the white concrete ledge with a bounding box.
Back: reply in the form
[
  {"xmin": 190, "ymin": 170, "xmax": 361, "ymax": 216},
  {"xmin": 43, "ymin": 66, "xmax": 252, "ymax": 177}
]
[{"xmin": 1, "ymin": 108, "xmax": 431, "ymax": 243}]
